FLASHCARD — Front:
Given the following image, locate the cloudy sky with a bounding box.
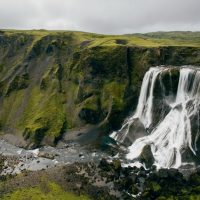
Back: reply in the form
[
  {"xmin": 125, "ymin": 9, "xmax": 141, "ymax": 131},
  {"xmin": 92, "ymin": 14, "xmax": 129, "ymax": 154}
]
[{"xmin": 0, "ymin": 0, "xmax": 200, "ymax": 34}]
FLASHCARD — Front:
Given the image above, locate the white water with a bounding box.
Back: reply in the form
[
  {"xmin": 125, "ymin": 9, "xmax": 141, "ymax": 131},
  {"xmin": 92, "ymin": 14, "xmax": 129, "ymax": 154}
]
[{"xmin": 111, "ymin": 66, "xmax": 200, "ymax": 168}]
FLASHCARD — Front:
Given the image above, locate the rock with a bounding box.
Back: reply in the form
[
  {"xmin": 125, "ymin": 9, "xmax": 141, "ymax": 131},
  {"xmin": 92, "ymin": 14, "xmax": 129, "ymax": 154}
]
[
  {"xmin": 168, "ymin": 168, "xmax": 181, "ymax": 178},
  {"xmin": 99, "ymin": 158, "xmax": 111, "ymax": 171},
  {"xmin": 79, "ymin": 153, "xmax": 84, "ymax": 159},
  {"xmin": 151, "ymin": 165, "xmax": 157, "ymax": 172},
  {"xmin": 112, "ymin": 159, "xmax": 121, "ymax": 172},
  {"xmin": 138, "ymin": 177, "xmax": 146, "ymax": 184},
  {"xmin": 79, "ymin": 108, "xmax": 100, "ymax": 124},
  {"xmin": 157, "ymin": 169, "xmax": 169, "ymax": 178},
  {"xmin": 128, "ymin": 174, "xmax": 137, "ymax": 184},
  {"xmin": 121, "ymin": 166, "xmax": 133, "ymax": 176},
  {"xmin": 189, "ymin": 173, "xmax": 200, "ymax": 186},
  {"xmin": 139, "ymin": 170, "xmax": 147, "ymax": 178},
  {"xmin": 116, "ymin": 118, "xmax": 147, "ymax": 147},
  {"xmin": 77, "ymin": 132, "xmax": 83, "ymax": 137},
  {"xmin": 133, "ymin": 166, "xmax": 140, "ymax": 173},
  {"xmin": 131, "ymin": 185, "xmax": 139, "ymax": 195},
  {"xmin": 138, "ymin": 145, "xmax": 154, "ymax": 168},
  {"xmin": 38, "ymin": 152, "xmax": 56, "ymax": 160}
]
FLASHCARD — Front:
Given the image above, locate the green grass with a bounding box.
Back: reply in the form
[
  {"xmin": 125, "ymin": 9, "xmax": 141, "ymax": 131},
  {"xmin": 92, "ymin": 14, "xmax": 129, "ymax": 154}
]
[
  {"xmin": 1, "ymin": 30, "xmax": 200, "ymax": 47},
  {"xmin": 1, "ymin": 182, "xmax": 90, "ymax": 200}
]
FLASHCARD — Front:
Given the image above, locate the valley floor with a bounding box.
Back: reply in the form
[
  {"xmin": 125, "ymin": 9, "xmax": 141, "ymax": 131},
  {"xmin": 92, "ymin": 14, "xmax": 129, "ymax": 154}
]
[{"xmin": 1, "ymin": 148, "xmax": 200, "ymax": 200}]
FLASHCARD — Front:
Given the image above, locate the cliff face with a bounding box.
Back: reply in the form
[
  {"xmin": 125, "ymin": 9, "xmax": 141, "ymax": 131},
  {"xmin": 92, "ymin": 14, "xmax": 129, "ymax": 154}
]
[{"xmin": 0, "ymin": 30, "xmax": 200, "ymax": 147}]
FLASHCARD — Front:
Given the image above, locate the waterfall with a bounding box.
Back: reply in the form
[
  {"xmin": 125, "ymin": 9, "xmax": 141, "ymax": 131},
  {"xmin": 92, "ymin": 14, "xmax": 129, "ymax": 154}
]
[{"xmin": 111, "ymin": 66, "xmax": 200, "ymax": 169}]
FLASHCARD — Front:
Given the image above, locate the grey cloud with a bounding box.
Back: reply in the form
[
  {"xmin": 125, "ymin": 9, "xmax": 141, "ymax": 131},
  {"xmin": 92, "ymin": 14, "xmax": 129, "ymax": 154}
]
[{"xmin": 0, "ymin": 0, "xmax": 199, "ymax": 34}]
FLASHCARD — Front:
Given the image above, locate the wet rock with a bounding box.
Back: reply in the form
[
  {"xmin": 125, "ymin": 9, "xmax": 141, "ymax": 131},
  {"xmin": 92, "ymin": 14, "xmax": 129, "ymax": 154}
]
[
  {"xmin": 128, "ymin": 174, "xmax": 137, "ymax": 185},
  {"xmin": 99, "ymin": 158, "xmax": 112, "ymax": 171},
  {"xmin": 151, "ymin": 165, "xmax": 157, "ymax": 172},
  {"xmin": 38, "ymin": 152, "xmax": 56, "ymax": 160},
  {"xmin": 113, "ymin": 159, "xmax": 121, "ymax": 172},
  {"xmin": 79, "ymin": 153, "xmax": 84, "ymax": 159},
  {"xmin": 77, "ymin": 132, "xmax": 83, "ymax": 137},
  {"xmin": 138, "ymin": 170, "xmax": 147, "ymax": 178},
  {"xmin": 157, "ymin": 169, "xmax": 169, "ymax": 178},
  {"xmin": 131, "ymin": 184, "xmax": 139, "ymax": 195},
  {"xmin": 121, "ymin": 166, "xmax": 133, "ymax": 176},
  {"xmin": 138, "ymin": 145, "xmax": 154, "ymax": 168},
  {"xmin": 117, "ymin": 118, "xmax": 147, "ymax": 147}
]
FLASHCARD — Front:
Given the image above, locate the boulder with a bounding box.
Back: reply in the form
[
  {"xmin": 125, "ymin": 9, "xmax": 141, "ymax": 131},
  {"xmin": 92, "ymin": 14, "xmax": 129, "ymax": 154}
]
[
  {"xmin": 117, "ymin": 118, "xmax": 147, "ymax": 147},
  {"xmin": 138, "ymin": 145, "xmax": 154, "ymax": 168}
]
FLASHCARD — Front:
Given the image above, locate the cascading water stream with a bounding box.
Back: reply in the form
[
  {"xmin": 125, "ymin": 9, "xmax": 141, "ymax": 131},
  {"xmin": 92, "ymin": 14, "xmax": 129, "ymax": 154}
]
[{"xmin": 111, "ymin": 66, "xmax": 200, "ymax": 169}]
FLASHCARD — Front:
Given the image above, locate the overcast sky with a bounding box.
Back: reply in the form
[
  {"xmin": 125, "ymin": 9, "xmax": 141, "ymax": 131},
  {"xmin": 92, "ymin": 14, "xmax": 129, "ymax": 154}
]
[{"xmin": 0, "ymin": 0, "xmax": 200, "ymax": 34}]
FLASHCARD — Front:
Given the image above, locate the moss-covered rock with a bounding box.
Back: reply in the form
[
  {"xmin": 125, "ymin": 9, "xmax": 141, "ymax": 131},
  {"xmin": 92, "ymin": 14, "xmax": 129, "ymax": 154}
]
[{"xmin": 6, "ymin": 73, "xmax": 29, "ymax": 95}]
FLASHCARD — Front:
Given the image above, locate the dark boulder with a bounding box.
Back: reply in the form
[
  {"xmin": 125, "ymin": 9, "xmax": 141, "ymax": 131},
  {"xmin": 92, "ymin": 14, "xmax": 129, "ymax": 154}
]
[
  {"xmin": 99, "ymin": 158, "xmax": 112, "ymax": 171},
  {"xmin": 138, "ymin": 145, "xmax": 154, "ymax": 168},
  {"xmin": 117, "ymin": 118, "xmax": 147, "ymax": 147}
]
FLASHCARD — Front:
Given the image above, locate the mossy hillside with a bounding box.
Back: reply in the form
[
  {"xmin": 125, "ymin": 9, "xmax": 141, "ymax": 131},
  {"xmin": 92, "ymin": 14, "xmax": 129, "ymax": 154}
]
[
  {"xmin": 0, "ymin": 31, "xmax": 87, "ymax": 146},
  {"xmin": 0, "ymin": 30, "xmax": 200, "ymax": 146},
  {"xmin": 18, "ymin": 88, "xmax": 66, "ymax": 146},
  {"xmin": 0, "ymin": 90, "xmax": 25, "ymax": 132},
  {"xmin": 2, "ymin": 182, "xmax": 90, "ymax": 200}
]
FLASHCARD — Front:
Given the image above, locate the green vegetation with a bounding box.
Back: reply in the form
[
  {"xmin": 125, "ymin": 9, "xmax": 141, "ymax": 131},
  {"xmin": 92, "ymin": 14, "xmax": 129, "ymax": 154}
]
[
  {"xmin": 2, "ymin": 182, "xmax": 90, "ymax": 200},
  {"xmin": 19, "ymin": 88, "xmax": 66, "ymax": 146},
  {"xmin": 2, "ymin": 30, "xmax": 200, "ymax": 47},
  {"xmin": 102, "ymin": 81, "xmax": 126, "ymax": 111}
]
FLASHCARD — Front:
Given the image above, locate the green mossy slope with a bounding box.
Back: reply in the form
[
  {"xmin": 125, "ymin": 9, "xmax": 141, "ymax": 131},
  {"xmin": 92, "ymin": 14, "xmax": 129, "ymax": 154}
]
[{"xmin": 2, "ymin": 182, "xmax": 90, "ymax": 200}]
